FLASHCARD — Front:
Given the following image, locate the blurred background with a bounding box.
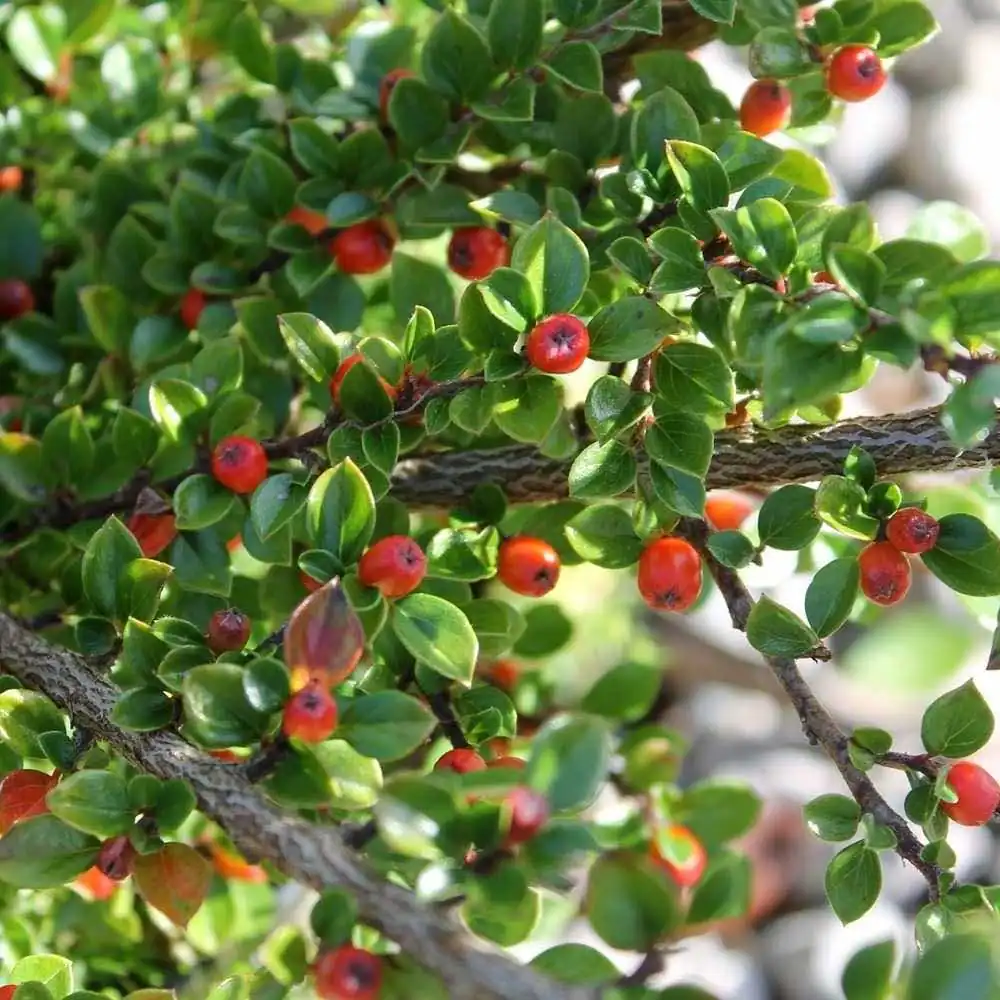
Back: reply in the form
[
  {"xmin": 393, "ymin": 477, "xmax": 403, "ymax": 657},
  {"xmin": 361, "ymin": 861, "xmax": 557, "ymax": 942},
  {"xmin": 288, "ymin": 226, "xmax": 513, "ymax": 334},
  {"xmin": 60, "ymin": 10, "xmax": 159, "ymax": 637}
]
[{"xmin": 494, "ymin": 8, "xmax": 1000, "ymax": 994}]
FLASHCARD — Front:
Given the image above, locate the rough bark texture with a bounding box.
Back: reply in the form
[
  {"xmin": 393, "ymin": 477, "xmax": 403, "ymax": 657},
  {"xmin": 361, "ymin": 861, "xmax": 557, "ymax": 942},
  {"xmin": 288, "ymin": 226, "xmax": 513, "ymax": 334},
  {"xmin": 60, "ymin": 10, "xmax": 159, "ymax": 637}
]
[{"xmin": 0, "ymin": 612, "xmax": 595, "ymax": 1000}]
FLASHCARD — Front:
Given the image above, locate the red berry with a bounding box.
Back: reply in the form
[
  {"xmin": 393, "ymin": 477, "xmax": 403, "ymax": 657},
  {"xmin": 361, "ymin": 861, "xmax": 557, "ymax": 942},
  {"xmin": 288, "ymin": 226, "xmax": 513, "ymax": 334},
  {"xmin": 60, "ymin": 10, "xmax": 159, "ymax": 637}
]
[
  {"xmin": 858, "ymin": 541, "xmax": 911, "ymax": 606},
  {"xmin": 447, "ymin": 227, "xmax": 509, "ymax": 280},
  {"xmin": 488, "ymin": 659, "xmax": 520, "ymax": 692},
  {"xmin": 75, "ymin": 866, "xmax": 117, "ymax": 901},
  {"xmin": 211, "ymin": 435, "xmax": 268, "ymax": 494},
  {"xmin": 0, "ymin": 279, "xmax": 34, "ymax": 321},
  {"xmin": 504, "ymin": 786, "xmax": 550, "ymax": 846},
  {"xmin": 379, "ymin": 67, "xmax": 415, "ymax": 121},
  {"xmin": 524, "ymin": 314, "xmax": 590, "ymax": 374},
  {"xmin": 179, "ymin": 288, "xmax": 206, "ymax": 330},
  {"xmin": 435, "ymin": 748, "xmax": 487, "ymax": 774},
  {"xmin": 300, "ymin": 570, "xmax": 323, "ymax": 593},
  {"xmin": 489, "ymin": 755, "xmax": 526, "ymax": 770},
  {"xmin": 814, "ymin": 270, "xmax": 837, "ymax": 285},
  {"xmin": 315, "ymin": 945, "xmax": 383, "ymax": 1000},
  {"xmin": 826, "ymin": 45, "xmax": 886, "ymax": 102},
  {"xmin": 0, "ymin": 985, "xmax": 15, "ymax": 1000},
  {"xmin": 330, "ymin": 221, "xmax": 395, "ymax": 275},
  {"xmin": 207, "ymin": 608, "xmax": 251, "ymax": 654},
  {"xmin": 357, "ymin": 535, "xmax": 427, "ymax": 599},
  {"xmin": 97, "ymin": 835, "xmax": 136, "ymax": 881},
  {"xmin": 705, "ymin": 491, "xmax": 755, "ymax": 532},
  {"xmin": 210, "ymin": 749, "xmax": 243, "ymax": 763},
  {"xmin": 739, "ymin": 79, "xmax": 792, "ymax": 137},
  {"xmin": 637, "ymin": 537, "xmax": 703, "ymax": 613},
  {"xmin": 497, "ymin": 536, "xmax": 561, "ymax": 597},
  {"xmin": 127, "ymin": 512, "xmax": 177, "ymax": 558},
  {"xmin": 650, "ymin": 824, "xmax": 707, "ymax": 888},
  {"xmin": 329, "ymin": 353, "xmax": 398, "ymax": 408},
  {"xmin": 0, "ymin": 165, "xmax": 23, "ymax": 192},
  {"xmin": 885, "ymin": 507, "xmax": 940, "ymax": 555},
  {"xmin": 286, "ymin": 205, "xmax": 329, "ymax": 236},
  {"xmin": 940, "ymin": 761, "xmax": 1000, "ymax": 827},
  {"xmin": 282, "ymin": 684, "xmax": 338, "ymax": 743}
]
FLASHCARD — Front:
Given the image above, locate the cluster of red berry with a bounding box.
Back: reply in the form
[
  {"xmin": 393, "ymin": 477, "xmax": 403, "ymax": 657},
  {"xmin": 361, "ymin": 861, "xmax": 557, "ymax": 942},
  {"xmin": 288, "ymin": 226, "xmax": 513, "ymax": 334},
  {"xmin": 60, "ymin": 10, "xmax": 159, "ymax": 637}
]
[
  {"xmin": 314, "ymin": 944, "xmax": 383, "ymax": 1000},
  {"xmin": 740, "ymin": 45, "xmax": 886, "ymax": 138},
  {"xmin": 858, "ymin": 506, "xmax": 940, "ymax": 607}
]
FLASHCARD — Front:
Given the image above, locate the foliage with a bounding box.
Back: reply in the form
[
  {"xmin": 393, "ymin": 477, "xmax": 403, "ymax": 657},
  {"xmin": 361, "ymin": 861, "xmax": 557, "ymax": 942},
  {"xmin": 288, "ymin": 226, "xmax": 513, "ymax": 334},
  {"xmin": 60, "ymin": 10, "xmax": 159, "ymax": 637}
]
[{"xmin": 0, "ymin": 0, "xmax": 998, "ymax": 997}]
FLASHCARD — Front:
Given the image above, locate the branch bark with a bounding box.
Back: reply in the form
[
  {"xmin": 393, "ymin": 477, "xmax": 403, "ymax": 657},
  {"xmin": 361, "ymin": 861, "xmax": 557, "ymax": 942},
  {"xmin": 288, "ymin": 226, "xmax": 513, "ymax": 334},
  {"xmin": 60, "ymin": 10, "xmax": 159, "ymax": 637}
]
[
  {"xmin": 390, "ymin": 405, "xmax": 998, "ymax": 508},
  {"xmin": 0, "ymin": 611, "xmax": 595, "ymax": 1000}
]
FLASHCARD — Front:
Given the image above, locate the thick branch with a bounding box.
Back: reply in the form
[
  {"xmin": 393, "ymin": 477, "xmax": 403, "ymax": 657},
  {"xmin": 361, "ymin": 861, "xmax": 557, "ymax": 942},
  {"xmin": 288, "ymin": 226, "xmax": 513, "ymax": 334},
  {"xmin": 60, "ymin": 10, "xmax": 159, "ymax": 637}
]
[
  {"xmin": 390, "ymin": 405, "xmax": 998, "ymax": 508},
  {"xmin": 677, "ymin": 525, "xmax": 942, "ymax": 897},
  {"xmin": 0, "ymin": 612, "xmax": 594, "ymax": 1000}
]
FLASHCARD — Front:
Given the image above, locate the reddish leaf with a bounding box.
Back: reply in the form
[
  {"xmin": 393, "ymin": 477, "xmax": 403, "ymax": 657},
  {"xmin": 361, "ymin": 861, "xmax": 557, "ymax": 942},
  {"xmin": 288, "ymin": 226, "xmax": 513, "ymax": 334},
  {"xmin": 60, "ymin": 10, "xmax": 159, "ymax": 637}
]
[
  {"xmin": 285, "ymin": 578, "xmax": 365, "ymax": 688},
  {"xmin": 133, "ymin": 842, "xmax": 211, "ymax": 927},
  {"xmin": 0, "ymin": 769, "xmax": 59, "ymax": 835}
]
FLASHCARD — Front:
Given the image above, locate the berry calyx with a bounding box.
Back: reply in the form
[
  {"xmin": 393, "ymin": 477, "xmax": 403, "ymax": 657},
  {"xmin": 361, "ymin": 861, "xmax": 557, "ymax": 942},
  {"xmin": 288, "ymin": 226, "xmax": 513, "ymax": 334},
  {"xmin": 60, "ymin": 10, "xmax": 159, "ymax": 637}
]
[
  {"xmin": 940, "ymin": 761, "xmax": 1000, "ymax": 826},
  {"xmin": 435, "ymin": 748, "xmax": 487, "ymax": 774},
  {"xmin": 207, "ymin": 608, "xmax": 251, "ymax": 654},
  {"xmin": 885, "ymin": 507, "xmax": 940, "ymax": 554},
  {"xmin": 211, "ymin": 435, "xmax": 268, "ymax": 495},
  {"xmin": 329, "ymin": 353, "xmax": 398, "ymax": 408},
  {"xmin": 282, "ymin": 683, "xmax": 338, "ymax": 743},
  {"xmin": 649, "ymin": 824, "xmax": 707, "ymax": 888},
  {"xmin": 739, "ymin": 79, "xmax": 792, "ymax": 137},
  {"xmin": 637, "ymin": 537, "xmax": 703, "ymax": 613},
  {"xmin": 379, "ymin": 67, "xmax": 415, "ymax": 121},
  {"xmin": 330, "ymin": 220, "xmax": 395, "ymax": 275},
  {"xmin": 357, "ymin": 535, "xmax": 427, "ymax": 599},
  {"xmin": 497, "ymin": 536, "xmax": 561, "ymax": 597},
  {"xmin": 179, "ymin": 288, "xmax": 206, "ymax": 330},
  {"xmin": 97, "ymin": 836, "xmax": 136, "ymax": 881},
  {"xmin": 858, "ymin": 541, "xmax": 911, "ymax": 606},
  {"xmin": 0, "ymin": 165, "xmax": 23, "ymax": 192},
  {"xmin": 0, "ymin": 278, "xmax": 34, "ymax": 321},
  {"xmin": 504, "ymin": 786, "xmax": 550, "ymax": 846},
  {"xmin": 127, "ymin": 512, "xmax": 177, "ymax": 558},
  {"xmin": 286, "ymin": 205, "xmax": 329, "ymax": 236},
  {"xmin": 705, "ymin": 491, "xmax": 756, "ymax": 532},
  {"xmin": 524, "ymin": 314, "xmax": 590, "ymax": 374},
  {"xmin": 447, "ymin": 227, "xmax": 509, "ymax": 280},
  {"xmin": 315, "ymin": 945, "xmax": 383, "ymax": 1000},
  {"xmin": 826, "ymin": 45, "xmax": 886, "ymax": 102}
]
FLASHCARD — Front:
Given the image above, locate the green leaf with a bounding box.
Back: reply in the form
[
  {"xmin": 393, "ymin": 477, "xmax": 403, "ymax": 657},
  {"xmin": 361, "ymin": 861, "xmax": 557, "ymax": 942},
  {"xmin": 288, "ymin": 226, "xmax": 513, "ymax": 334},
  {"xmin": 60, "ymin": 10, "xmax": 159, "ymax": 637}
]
[
  {"xmin": 41, "ymin": 406, "xmax": 94, "ymax": 485},
  {"xmin": 229, "ymin": 7, "xmax": 275, "ymax": 83},
  {"xmin": 687, "ymin": 851, "xmax": 751, "ymax": 924},
  {"xmin": 240, "ymin": 149, "xmax": 297, "ymax": 219},
  {"xmin": 387, "ymin": 77, "xmax": 450, "ymax": 150},
  {"xmin": 526, "ymin": 713, "xmax": 611, "ymax": 812},
  {"xmin": 647, "ymin": 227, "xmax": 707, "ymax": 293},
  {"xmin": 805, "ymin": 794, "xmax": 862, "ymax": 842},
  {"xmin": 921, "ymin": 513, "xmax": 1000, "ymax": 596},
  {"xmin": 111, "ymin": 688, "xmax": 174, "ymax": 733},
  {"xmin": 242, "ymin": 658, "xmax": 290, "ymax": 716},
  {"xmin": 706, "ymin": 530, "xmax": 756, "ymax": 569},
  {"xmin": 10, "ymin": 955, "xmax": 72, "ymax": 997},
  {"xmin": 653, "ymin": 342, "xmax": 733, "ymax": 413},
  {"xmin": 112, "ymin": 408, "xmax": 159, "ymax": 467},
  {"xmin": 338, "ymin": 692, "xmax": 436, "ymax": 762},
  {"xmin": 117, "ymin": 558, "xmax": 172, "ymax": 624},
  {"xmin": 678, "ymin": 778, "xmax": 761, "ymax": 845},
  {"xmin": 757, "ymin": 484, "xmax": 821, "ymax": 550},
  {"xmin": 907, "ymin": 933, "xmax": 993, "ymax": 1000},
  {"xmin": 568, "ymin": 441, "xmax": 636, "ymax": 500},
  {"xmin": 529, "ymin": 944, "xmax": 618, "ymax": 986},
  {"xmin": 748, "ymin": 26, "xmax": 813, "ymax": 78},
  {"xmin": 645, "ymin": 413, "xmax": 713, "ymax": 478},
  {"xmin": 421, "ymin": 9, "xmax": 495, "ymax": 103},
  {"xmin": 463, "ymin": 866, "xmax": 539, "ymax": 946},
  {"xmin": 510, "ymin": 214, "xmax": 590, "ymax": 314},
  {"xmin": 870, "ymin": 1, "xmax": 938, "ymax": 57},
  {"xmin": 746, "ymin": 596, "xmax": 819, "ymax": 658},
  {"xmin": 79, "ymin": 285, "xmax": 132, "ymax": 357},
  {"xmin": 390, "ymin": 252, "xmax": 455, "ymax": 327},
  {"xmin": 310, "ymin": 889, "xmax": 359, "ymax": 949},
  {"xmin": 584, "ymin": 376, "xmax": 651, "ymax": 443},
  {"xmin": 0, "ymin": 814, "xmax": 99, "ymax": 889},
  {"xmin": 585, "ymin": 853, "xmax": 680, "ymax": 950},
  {"xmin": 906, "ymin": 201, "xmax": 988, "ymax": 263},
  {"xmin": 842, "ymin": 940, "xmax": 895, "ymax": 1000},
  {"xmin": 0, "ymin": 689, "xmax": 64, "ymax": 758},
  {"xmin": 828, "ymin": 246, "xmax": 886, "ymax": 306},
  {"xmin": 689, "ymin": 0, "xmax": 736, "ymax": 22},
  {"xmin": 426, "ymin": 527, "xmax": 499, "ymax": 582},
  {"xmin": 182, "ymin": 664, "xmax": 270, "ymax": 749},
  {"xmin": 277, "ymin": 313, "xmax": 340, "ymax": 382},
  {"xmin": 486, "ymin": 0, "xmax": 543, "ymax": 70},
  {"xmin": 825, "ymin": 841, "xmax": 881, "ymax": 924},
  {"xmin": 306, "ymin": 460, "xmax": 376, "ymax": 571},
  {"xmin": 46, "ymin": 770, "xmax": 133, "ymax": 838},
  {"xmin": 0, "ymin": 194, "xmax": 44, "ymax": 281},
  {"xmin": 565, "ymin": 505, "xmax": 643, "ymax": 569},
  {"xmin": 666, "ymin": 141, "xmax": 730, "ymax": 213},
  {"xmin": 546, "ymin": 41, "xmax": 603, "ymax": 92},
  {"xmin": 0, "ymin": 432, "xmax": 47, "ymax": 503},
  {"xmin": 587, "ymin": 296, "xmax": 677, "ymax": 363},
  {"xmin": 82, "ymin": 516, "xmax": 143, "ymax": 620},
  {"xmin": 580, "ymin": 662, "xmax": 660, "ymax": 722},
  {"xmin": 921, "ymin": 681, "xmax": 994, "ymax": 758},
  {"xmin": 453, "ymin": 685, "xmax": 516, "ymax": 743},
  {"xmin": 173, "ymin": 474, "xmax": 236, "ymax": 531},
  {"xmin": 251, "ymin": 474, "xmax": 308, "ymax": 541},
  {"xmin": 493, "ymin": 376, "xmax": 562, "ymax": 444},
  {"xmin": 464, "ymin": 599, "xmax": 525, "ymax": 658},
  {"xmin": 805, "ymin": 558, "xmax": 859, "ymax": 637},
  {"xmin": 630, "ymin": 87, "xmax": 700, "ymax": 173},
  {"xmin": 314, "ymin": 740, "xmax": 383, "ymax": 812},
  {"xmin": 648, "ymin": 463, "xmax": 706, "ymax": 517},
  {"xmin": 392, "ymin": 595, "xmax": 478, "ymax": 683}
]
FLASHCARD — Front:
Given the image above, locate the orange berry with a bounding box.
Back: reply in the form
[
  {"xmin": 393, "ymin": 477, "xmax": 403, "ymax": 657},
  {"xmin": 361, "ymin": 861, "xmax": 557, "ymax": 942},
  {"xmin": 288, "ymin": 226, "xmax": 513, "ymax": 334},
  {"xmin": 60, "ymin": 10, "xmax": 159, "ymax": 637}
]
[
  {"xmin": 637, "ymin": 537, "xmax": 702, "ymax": 613},
  {"xmin": 435, "ymin": 748, "xmax": 487, "ymax": 774},
  {"xmin": 286, "ymin": 205, "xmax": 329, "ymax": 236},
  {"xmin": 739, "ymin": 80, "xmax": 792, "ymax": 136},
  {"xmin": 858, "ymin": 541, "xmax": 910, "ymax": 606},
  {"xmin": 330, "ymin": 221, "xmax": 394, "ymax": 275},
  {"xmin": 705, "ymin": 491, "xmax": 755, "ymax": 532},
  {"xmin": 497, "ymin": 536, "xmax": 561, "ymax": 598},
  {"xmin": 447, "ymin": 227, "xmax": 509, "ymax": 280},
  {"xmin": 826, "ymin": 45, "xmax": 886, "ymax": 102},
  {"xmin": 357, "ymin": 535, "xmax": 427, "ymax": 599},
  {"xmin": 524, "ymin": 314, "xmax": 590, "ymax": 374},
  {"xmin": 940, "ymin": 761, "xmax": 1000, "ymax": 827},
  {"xmin": 885, "ymin": 507, "xmax": 939, "ymax": 555},
  {"xmin": 211, "ymin": 436, "xmax": 268, "ymax": 494}
]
